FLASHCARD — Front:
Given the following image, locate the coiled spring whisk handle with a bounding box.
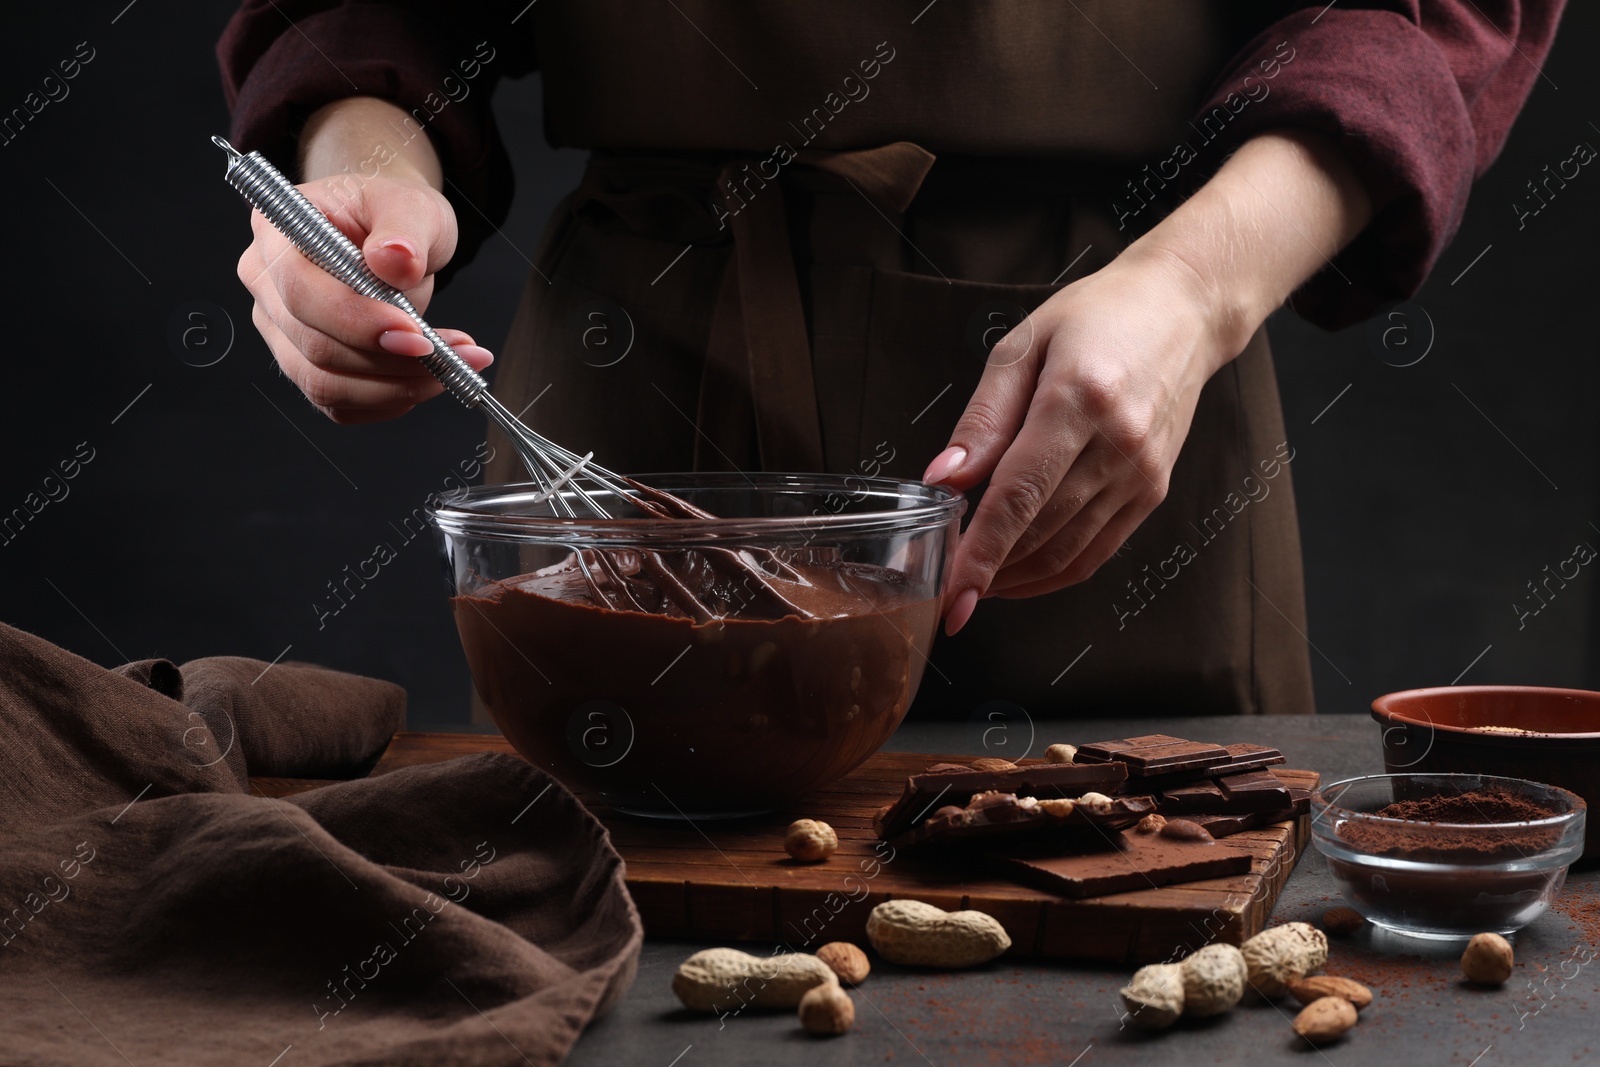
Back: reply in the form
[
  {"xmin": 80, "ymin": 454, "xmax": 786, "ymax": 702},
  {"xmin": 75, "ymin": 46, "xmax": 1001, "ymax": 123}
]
[{"xmin": 211, "ymin": 135, "xmax": 488, "ymax": 408}]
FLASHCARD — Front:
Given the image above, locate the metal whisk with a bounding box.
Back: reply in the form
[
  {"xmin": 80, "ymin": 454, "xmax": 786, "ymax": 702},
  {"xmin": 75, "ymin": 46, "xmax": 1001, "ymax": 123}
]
[{"xmin": 212, "ymin": 135, "xmax": 629, "ymax": 519}]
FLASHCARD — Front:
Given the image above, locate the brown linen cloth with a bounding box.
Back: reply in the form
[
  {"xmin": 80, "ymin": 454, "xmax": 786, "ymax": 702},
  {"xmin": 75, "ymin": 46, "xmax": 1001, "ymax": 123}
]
[{"xmin": 0, "ymin": 622, "xmax": 641, "ymax": 1067}]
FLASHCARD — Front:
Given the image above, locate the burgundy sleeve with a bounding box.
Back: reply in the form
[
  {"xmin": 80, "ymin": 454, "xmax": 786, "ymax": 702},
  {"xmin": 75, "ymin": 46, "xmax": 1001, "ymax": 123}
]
[
  {"xmin": 216, "ymin": 1, "xmax": 536, "ymax": 285},
  {"xmin": 1189, "ymin": 1, "xmax": 1566, "ymax": 329}
]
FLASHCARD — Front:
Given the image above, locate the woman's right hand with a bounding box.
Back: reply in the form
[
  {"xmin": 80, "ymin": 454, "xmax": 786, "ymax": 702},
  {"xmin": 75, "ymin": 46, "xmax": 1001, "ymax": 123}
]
[{"xmin": 236, "ymin": 168, "xmax": 494, "ymax": 424}]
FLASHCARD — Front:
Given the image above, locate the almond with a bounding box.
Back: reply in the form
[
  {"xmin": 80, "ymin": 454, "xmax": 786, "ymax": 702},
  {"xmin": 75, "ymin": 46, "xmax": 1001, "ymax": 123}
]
[
  {"xmin": 1292, "ymin": 996, "xmax": 1357, "ymax": 1043},
  {"xmin": 969, "ymin": 757, "xmax": 1015, "ymax": 772},
  {"xmin": 1289, "ymin": 975, "xmax": 1373, "ymax": 1010},
  {"xmin": 1159, "ymin": 818, "xmax": 1214, "ymax": 843}
]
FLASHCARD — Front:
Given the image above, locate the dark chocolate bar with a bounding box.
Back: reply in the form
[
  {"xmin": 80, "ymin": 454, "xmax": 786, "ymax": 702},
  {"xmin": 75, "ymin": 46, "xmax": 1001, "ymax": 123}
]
[
  {"xmin": 1188, "ymin": 788, "xmax": 1311, "ymax": 837},
  {"xmin": 1134, "ymin": 746, "xmax": 1287, "ymax": 790},
  {"xmin": 1157, "ymin": 769, "xmax": 1292, "ymax": 816},
  {"xmin": 1075, "ymin": 734, "xmax": 1232, "ymax": 775},
  {"xmin": 988, "ymin": 827, "xmax": 1253, "ymax": 898},
  {"xmin": 1216, "ymin": 770, "xmax": 1292, "ymax": 811},
  {"xmin": 1157, "ymin": 780, "xmax": 1229, "ymax": 814},
  {"xmin": 888, "ymin": 790, "xmax": 1156, "ymax": 852},
  {"xmin": 1075, "ymin": 734, "xmax": 1184, "ymax": 761},
  {"xmin": 874, "ymin": 760, "xmax": 1127, "ymax": 840},
  {"xmin": 1188, "ymin": 811, "xmax": 1276, "ymax": 837}
]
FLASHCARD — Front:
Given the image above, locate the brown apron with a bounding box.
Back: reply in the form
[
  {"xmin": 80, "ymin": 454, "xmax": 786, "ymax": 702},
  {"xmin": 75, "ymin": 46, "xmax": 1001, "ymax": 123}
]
[{"xmin": 481, "ymin": 1, "xmax": 1314, "ymax": 719}]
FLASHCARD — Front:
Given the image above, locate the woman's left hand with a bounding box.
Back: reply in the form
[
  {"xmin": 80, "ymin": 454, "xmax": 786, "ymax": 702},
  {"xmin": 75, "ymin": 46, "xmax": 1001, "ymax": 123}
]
[
  {"xmin": 922, "ymin": 130, "xmax": 1372, "ymax": 636},
  {"xmin": 924, "ymin": 242, "xmax": 1237, "ymax": 631}
]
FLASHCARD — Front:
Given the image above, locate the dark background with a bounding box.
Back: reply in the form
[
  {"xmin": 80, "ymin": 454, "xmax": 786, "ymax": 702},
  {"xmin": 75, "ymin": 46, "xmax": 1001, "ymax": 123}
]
[{"xmin": 2, "ymin": 3, "xmax": 1594, "ymax": 725}]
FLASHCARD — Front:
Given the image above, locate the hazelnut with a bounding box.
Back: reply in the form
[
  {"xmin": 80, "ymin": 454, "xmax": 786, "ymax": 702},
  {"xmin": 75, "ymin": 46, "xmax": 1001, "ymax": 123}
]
[
  {"xmin": 1075, "ymin": 791, "xmax": 1114, "ymax": 815},
  {"xmin": 815, "ymin": 941, "xmax": 870, "ymax": 985},
  {"xmin": 798, "ymin": 983, "xmax": 854, "ymax": 1035},
  {"xmin": 784, "ymin": 819, "xmax": 838, "ymax": 862},
  {"xmin": 1043, "ymin": 743, "xmax": 1078, "ymax": 764},
  {"xmin": 1134, "ymin": 813, "xmax": 1167, "ymax": 834},
  {"xmin": 1320, "ymin": 906, "xmax": 1366, "ymax": 937},
  {"xmin": 1461, "ymin": 932, "xmax": 1514, "ymax": 985}
]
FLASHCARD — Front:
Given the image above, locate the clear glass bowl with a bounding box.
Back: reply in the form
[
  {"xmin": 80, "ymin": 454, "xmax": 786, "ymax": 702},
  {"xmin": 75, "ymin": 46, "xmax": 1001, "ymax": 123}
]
[
  {"xmin": 430, "ymin": 473, "xmax": 965, "ymax": 817},
  {"xmin": 1311, "ymin": 773, "xmax": 1586, "ymax": 940}
]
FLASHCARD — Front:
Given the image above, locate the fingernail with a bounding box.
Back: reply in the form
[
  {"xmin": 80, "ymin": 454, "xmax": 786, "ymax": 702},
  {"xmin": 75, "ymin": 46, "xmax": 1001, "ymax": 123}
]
[
  {"xmin": 945, "ymin": 587, "xmax": 979, "ymax": 637},
  {"xmin": 378, "ymin": 330, "xmax": 432, "ymax": 357},
  {"xmin": 379, "ymin": 237, "xmax": 418, "ymax": 260},
  {"xmin": 455, "ymin": 344, "xmax": 495, "ymax": 367},
  {"xmin": 923, "ymin": 446, "xmax": 967, "ymax": 485}
]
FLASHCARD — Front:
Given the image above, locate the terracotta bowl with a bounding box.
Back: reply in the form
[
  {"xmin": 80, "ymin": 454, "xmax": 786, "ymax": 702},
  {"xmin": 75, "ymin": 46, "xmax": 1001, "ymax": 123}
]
[{"xmin": 1371, "ymin": 685, "xmax": 1600, "ymax": 858}]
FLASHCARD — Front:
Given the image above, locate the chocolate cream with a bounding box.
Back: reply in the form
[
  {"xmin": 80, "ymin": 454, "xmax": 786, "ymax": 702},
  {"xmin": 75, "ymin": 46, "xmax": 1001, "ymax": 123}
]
[{"xmin": 453, "ymin": 547, "xmax": 939, "ymax": 813}]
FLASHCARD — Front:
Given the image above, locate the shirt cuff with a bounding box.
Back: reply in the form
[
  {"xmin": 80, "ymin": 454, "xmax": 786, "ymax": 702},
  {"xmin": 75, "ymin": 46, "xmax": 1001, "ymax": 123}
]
[
  {"xmin": 217, "ymin": 2, "xmax": 511, "ymax": 286},
  {"xmin": 1183, "ymin": 8, "xmax": 1481, "ymax": 330}
]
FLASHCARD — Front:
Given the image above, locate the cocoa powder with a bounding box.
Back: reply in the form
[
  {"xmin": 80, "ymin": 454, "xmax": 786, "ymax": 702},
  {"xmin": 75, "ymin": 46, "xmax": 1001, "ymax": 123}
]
[{"xmin": 1337, "ymin": 789, "xmax": 1562, "ymax": 861}]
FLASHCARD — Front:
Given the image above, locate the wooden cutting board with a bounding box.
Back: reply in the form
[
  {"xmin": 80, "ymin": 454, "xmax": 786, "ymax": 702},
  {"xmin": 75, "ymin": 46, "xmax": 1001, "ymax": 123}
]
[{"xmin": 254, "ymin": 732, "xmax": 1317, "ymax": 965}]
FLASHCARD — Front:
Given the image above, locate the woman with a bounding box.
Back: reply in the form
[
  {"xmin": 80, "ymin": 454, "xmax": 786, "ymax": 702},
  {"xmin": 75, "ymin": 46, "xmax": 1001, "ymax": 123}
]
[{"xmin": 220, "ymin": 1, "xmax": 1563, "ymax": 718}]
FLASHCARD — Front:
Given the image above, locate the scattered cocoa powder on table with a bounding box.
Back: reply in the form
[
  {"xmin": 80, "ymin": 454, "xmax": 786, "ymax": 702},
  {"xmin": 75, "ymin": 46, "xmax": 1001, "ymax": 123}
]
[{"xmin": 1337, "ymin": 790, "xmax": 1563, "ymax": 861}]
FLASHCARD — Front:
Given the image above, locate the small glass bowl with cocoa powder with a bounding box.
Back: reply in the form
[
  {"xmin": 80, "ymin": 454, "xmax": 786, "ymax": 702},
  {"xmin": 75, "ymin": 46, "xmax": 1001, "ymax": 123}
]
[{"xmin": 1311, "ymin": 773, "xmax": 1586, "ymax": 939}]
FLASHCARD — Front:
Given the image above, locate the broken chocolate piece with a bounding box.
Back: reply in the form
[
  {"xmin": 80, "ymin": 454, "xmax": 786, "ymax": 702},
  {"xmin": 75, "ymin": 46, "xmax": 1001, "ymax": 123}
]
[
  {"xmin": 1190, "ymin": 812, "xmax": 1260, "ymax": 838},
  {"xmin": 1133, "ymin": 749, "xmax": 1286, "ymax": 791},
  {"xmin": 1156, "ymin": 769, "xmax": 1293, "ymax": 816},
  {"xmin": 1075, "ymin": 735, "xmax": 1181, "ymax": 762},
  {"xmin": 1118, "ymin": 740, "xmax": 1232, "ymax": 773},
  {"xmin": 1216, "ymin": 770, "xmax": 1292, "ymax": 811},
  {"xmin": 1074, "ymin": 734, "xmax": 1232, "ymax": 775},
  {"xmin": 1189, "ymin": 811, "xmax": 1275, "ymax": 837},
  {"xmin": 1157, "ymin": 780, "xmax": 1229, "ymax": 814},
  {"xmin": 1187, "ymin": 793, "xmax": 1310, "ymax": 837},
  {"xmin": 874, "ymin": 760, "xmax": 1127, "ymax": 840},
  {"xmin": 888, "ymin": 790, "xmax": 1157, "ymax": 852},
  {"xmin": 1285, "ymin": 785, "xmax": 1311, "ymax": 815},
  {"xmin": 989, "ymin": 828, "xmax": 1253, "ymax": 898},
  {"xmin": 1218, "ymin": 742, "xmax": 1286, "ymax": 769}
]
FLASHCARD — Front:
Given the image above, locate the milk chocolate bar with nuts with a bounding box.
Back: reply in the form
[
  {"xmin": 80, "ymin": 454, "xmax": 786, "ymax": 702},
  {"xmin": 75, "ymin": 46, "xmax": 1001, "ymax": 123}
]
[
  {"xmin": 873, "ymin": 760, "xmax": 1127, "ymax": 840},
  {"xmin": 887, "ymin": 789, "xmax": 1157, "ymax": 852}
]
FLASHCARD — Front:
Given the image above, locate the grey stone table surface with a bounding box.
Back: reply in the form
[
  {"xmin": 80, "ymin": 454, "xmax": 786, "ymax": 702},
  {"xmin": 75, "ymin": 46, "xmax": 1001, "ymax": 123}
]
[{"xmin": 423, "ymin": 715, "xmax": 1600, "ymax": 1066}]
